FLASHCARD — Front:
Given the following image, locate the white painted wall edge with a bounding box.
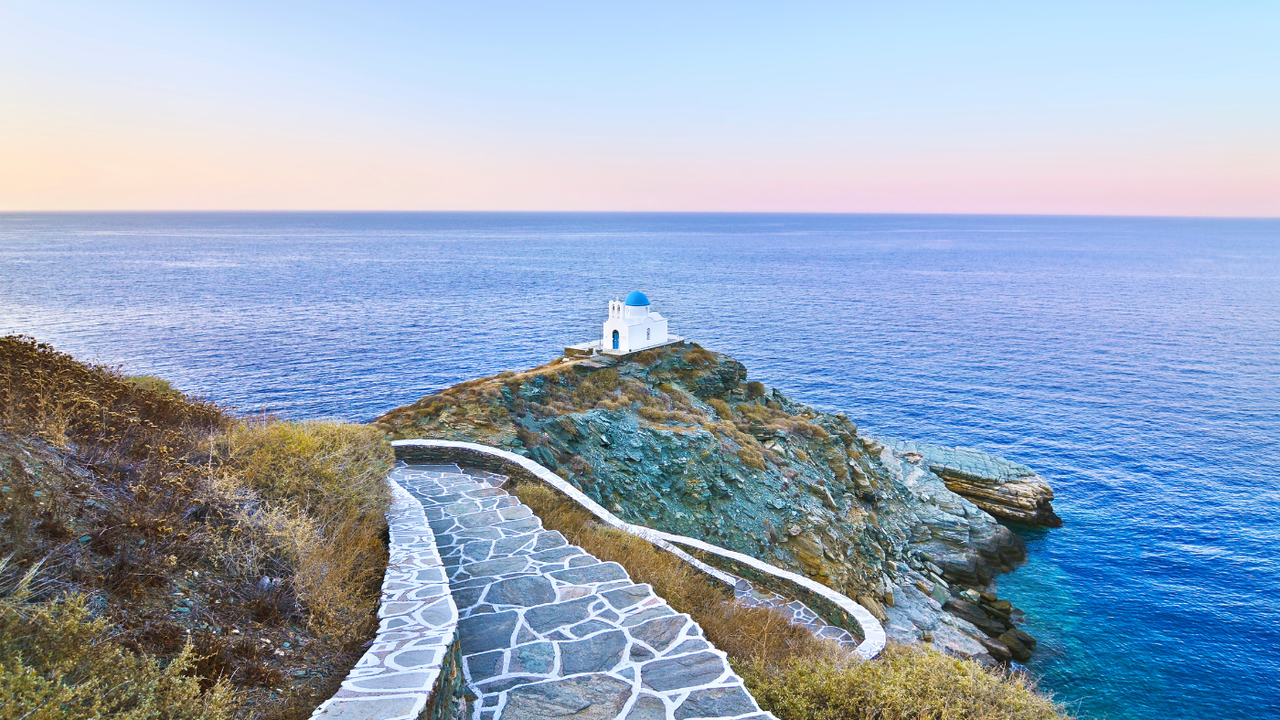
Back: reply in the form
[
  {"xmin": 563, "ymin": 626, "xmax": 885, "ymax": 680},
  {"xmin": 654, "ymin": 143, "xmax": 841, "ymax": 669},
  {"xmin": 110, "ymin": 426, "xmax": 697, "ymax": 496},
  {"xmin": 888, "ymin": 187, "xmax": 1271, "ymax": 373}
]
[
  {"xmin": 391, "ymin": 438, "xmax": 886, "ymax": 660},
  {"xmin": 312, "ymin": 475, "xmax": 461, "ymax": 719}
]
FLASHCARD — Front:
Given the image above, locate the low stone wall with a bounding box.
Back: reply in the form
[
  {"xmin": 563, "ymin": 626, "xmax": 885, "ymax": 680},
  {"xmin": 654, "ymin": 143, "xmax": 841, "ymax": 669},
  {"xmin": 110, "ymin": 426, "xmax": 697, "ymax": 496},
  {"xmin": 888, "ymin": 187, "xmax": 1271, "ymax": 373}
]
[
  {"xmin": 312, "ymin": 476, "xmax": 465, "ymax": 720},
  {"xmin": 392, "ymin": 439, "xmax": 886, "ymax": 660}
]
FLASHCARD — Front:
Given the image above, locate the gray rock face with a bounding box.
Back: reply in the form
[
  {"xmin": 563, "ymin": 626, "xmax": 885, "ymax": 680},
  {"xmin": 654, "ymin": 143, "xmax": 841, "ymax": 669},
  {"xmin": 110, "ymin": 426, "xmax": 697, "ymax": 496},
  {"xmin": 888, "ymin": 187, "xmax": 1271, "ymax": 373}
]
[
  {"xmin": 509, "ymin": 642, "xmax": 555, "ymax": 674},
  {"xmin": 625, "ymin": 695, "xmax": 668, "ymax": 720},
  {"xmin": 550, "ymin": 563, "xmax": 629, "ymax": 585},
  {"xmin": 901, "ymin": 441, "xmax": 1062, "ymax": 527},
  {"xmin": 526, "ymin": 595, "xmax": 595, "ymax": 632},
  {"xmin": 560, "ymin": 630, "xmax": 627, "ymax": 674},
  {"xmin": 630, "ymin": 615, "xmax": 688, "ymax": 652},
  {"xmin": 396, "ymin": 464, "xmax": 771, "ymax": 719},
  {"xmin": 459, "ymin": 611, "xmax": 519, "ymax": 655},
  {"xmin": 604, "ymin": 585, "xmax": 652, "ymax": 610}
]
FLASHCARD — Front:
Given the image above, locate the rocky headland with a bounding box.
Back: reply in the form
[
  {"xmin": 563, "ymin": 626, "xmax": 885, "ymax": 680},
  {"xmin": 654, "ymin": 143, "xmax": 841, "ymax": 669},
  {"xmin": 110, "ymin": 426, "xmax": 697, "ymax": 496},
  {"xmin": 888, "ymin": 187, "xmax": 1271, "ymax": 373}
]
[{"xmin": 375, "ymin": 343, "xmax": 1060, "ymax": 664}]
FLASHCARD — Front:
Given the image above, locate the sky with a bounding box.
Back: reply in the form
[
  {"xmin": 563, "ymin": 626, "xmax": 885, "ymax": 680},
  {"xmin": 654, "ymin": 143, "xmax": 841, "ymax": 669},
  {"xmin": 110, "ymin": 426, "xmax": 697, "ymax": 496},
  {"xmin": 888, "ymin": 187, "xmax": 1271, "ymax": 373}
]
[{"xmin": 1, "ymin": 2, "xmax": 1277, "ymax": 216}]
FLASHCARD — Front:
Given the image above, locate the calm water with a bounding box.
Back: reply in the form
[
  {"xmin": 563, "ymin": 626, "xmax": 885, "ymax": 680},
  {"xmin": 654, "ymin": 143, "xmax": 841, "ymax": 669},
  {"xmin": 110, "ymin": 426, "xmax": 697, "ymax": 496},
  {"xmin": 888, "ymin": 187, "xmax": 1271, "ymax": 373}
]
[{"xmin": 3, "ymin": 212, "xmax": 1278, "ymax": 719}]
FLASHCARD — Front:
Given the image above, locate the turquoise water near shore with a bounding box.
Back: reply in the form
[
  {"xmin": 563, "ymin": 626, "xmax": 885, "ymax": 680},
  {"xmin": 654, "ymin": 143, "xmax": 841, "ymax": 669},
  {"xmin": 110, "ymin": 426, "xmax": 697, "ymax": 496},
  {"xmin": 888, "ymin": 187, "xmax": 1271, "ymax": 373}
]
[{"xmin": 2, "ymin": 212, "xmax": 1278, "ymax": 719}]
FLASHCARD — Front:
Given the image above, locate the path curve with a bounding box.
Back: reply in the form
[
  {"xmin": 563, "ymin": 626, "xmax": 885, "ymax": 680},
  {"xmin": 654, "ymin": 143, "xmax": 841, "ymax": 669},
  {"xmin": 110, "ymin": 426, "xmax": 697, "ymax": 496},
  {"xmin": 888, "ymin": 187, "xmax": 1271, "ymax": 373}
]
[{"xmin": 391, "ymin": 439, "xmax": 886, "ymax": 661}]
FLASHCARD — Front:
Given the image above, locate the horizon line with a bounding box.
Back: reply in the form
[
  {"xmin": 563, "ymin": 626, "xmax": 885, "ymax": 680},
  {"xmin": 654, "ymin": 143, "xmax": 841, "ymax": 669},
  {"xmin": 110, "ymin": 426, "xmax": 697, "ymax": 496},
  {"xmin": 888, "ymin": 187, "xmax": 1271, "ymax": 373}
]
[{"xmin": 3, "ymin": 209, "xmax": 1278, "ymax": 221}]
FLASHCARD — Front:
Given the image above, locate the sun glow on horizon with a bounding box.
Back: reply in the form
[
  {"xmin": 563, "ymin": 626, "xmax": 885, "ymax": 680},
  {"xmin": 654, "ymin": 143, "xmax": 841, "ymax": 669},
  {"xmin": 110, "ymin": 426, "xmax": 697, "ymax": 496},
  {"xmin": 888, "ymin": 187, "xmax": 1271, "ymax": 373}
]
[{"xmin": 2, "ymin": 2, "xmax": 1277, "ymax": 216}]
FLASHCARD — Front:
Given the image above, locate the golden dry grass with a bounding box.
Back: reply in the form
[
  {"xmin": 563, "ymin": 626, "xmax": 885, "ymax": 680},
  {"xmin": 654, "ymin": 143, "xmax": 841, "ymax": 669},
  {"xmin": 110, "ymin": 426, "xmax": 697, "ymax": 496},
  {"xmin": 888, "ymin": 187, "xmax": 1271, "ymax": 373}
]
[
  {"xmin": 213, "ymin": 420, "xmax": 393, "ymax": 649},
  {"xmin": 739, "ymin": 644, "xmax": 1066, "ymax": 720},
  {"xmin": 511, "ymin": 480, "xmax": 1069, "ymax": 720}
]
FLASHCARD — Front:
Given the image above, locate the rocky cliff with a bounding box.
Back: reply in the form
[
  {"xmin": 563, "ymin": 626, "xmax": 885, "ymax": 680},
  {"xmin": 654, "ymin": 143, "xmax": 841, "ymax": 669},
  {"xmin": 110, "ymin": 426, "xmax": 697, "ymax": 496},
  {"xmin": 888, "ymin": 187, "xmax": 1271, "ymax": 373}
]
[{"xmin": 375, "ymin": 344, "xmax": 1059, "ymax": 664}]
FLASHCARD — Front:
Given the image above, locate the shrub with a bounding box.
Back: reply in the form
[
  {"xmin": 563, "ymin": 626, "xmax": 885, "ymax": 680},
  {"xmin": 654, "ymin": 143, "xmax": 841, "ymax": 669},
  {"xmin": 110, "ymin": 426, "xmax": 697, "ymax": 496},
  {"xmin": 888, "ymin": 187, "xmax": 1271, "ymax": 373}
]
[
  {"xmin": 222, "ymin": 421, "xmax": 391, "ymax": 519},
  {"xmin": 125, "ymin": 374, "xmax": 182, "ymax": 398},
  {"xmin": 737, "ymin": 644, "xmax": 1067, "ymax": 720},
  {"xmin": 637, "ymin": 406, "xmax": 666, "ymax": 422},
  {"xmin": 0, "ymin": 336, "xmax": 395, "ymax": 720},
  {"xmin": 787, "ymin": 419, "xmax": 830, "ymax": 441},
  {"xmin": 0, "ymin": 587, "xmax": 234, "ymax": 720},
  {"xmin": 569, "ymin": 368, "xmax": 621, "ymax": 407},
  {"xmin": 216, "ymin": 421, "xmax": 393, "ymax": 641},
  {"xmin": 682, "ymin": 348, "xmax": 718, "ymax": 368},
  {"xmin": 738, "ymin": 448, "xmax": 767, "ymax": 470},
  {"xmin": 746, "ymin": 380, "xmax": 767, "ymax": 399},
  {"xmin": 633, "ymin": 349, "xmax": 663, "ymax": 366},
  {"xmin": 736, "ymin": 402, "xmax": 779, "ymax": 424},
  {"xmin": 0, "ymin": 336, "xmax": 226, "ymax": 455},
  {"xmin": 707, "ymin": 398, "xmax": 735, "ymax": 420}
]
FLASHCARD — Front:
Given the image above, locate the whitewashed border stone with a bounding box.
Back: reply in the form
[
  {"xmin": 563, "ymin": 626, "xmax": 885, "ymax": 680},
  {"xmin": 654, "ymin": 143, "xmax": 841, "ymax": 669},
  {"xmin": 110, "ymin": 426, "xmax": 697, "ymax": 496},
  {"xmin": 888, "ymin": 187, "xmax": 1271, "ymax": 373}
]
[
  {"xmin": 391, "ymin": 439, "xmax": 886, "ymax": 660},
  {"xmin": 312, "ymin": 476, "xmax": 462, "ymax": 720}
]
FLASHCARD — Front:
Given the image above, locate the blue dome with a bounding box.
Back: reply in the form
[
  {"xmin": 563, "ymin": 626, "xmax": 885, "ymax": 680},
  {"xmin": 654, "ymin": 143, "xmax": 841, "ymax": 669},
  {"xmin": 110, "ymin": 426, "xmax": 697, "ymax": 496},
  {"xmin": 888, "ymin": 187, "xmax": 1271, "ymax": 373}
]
[{"xmin": 624, "ymin": 291, "xmax": 650, "ymax": 307}]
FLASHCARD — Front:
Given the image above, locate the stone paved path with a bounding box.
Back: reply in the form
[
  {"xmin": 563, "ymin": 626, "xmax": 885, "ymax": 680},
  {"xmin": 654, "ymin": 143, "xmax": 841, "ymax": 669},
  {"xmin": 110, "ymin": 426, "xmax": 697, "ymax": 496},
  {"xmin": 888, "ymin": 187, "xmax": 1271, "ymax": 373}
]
[
  {"xmin": 733, "ymin": 580, "xmax": 860, "ymax": 647},
  {"xmin": 394, "ymin": 463, "xmax": 774, "ymax": 720}
]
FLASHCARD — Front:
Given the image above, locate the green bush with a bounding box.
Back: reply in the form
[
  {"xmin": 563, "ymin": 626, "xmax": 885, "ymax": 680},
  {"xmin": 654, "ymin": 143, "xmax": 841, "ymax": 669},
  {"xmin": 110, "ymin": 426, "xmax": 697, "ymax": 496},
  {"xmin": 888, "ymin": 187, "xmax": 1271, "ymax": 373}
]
[
  {"xmin": 124, "ymin": 374, "xmax": 181, "ymax": 398},
  {"xmin": 0, "ymin": 591, "xmax": 233, "ymax": 720}
]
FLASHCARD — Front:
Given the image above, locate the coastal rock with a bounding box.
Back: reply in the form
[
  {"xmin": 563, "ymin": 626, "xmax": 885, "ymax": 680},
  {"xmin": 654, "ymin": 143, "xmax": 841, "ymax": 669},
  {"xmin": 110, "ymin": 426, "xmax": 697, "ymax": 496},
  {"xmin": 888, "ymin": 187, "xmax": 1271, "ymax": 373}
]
[
  {"xmin": 943, "ymin": 598, "xmax": 1010, "ymax": 637},
  {"xmin": 896, "ymin": 442, "xmax": 1062, "ymax": 527},
  {"xmin": 377, "ymin": 344, "xmax": 1059, "ymax": 664},
  {"xmin": 978, "ymin": 635, "xmax": 1014, "ymax": 663},
  {"xmin": 998, "ymin": 629, "xmax": 1033, "ymax": 662}
]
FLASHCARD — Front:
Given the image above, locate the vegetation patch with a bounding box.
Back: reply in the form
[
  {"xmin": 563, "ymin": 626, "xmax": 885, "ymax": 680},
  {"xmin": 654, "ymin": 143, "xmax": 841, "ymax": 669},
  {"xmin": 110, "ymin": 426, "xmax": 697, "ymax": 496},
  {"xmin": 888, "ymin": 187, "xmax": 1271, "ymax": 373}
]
[
  {"xmin": 0, "ymin": 336, "xmax": 393, "ymax": 720},
  {"xmin": 739, "ymin": 645, "xmax": 1065, "ymax": 720}
]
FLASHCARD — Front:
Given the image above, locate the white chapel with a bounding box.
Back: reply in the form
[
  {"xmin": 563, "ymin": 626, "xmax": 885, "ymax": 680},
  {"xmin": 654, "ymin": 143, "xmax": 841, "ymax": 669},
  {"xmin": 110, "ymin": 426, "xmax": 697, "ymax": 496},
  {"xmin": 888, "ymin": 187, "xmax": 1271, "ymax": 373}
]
[{"xmin": 565, "ymin": 291, "xmax": 682, "ymax": 357}]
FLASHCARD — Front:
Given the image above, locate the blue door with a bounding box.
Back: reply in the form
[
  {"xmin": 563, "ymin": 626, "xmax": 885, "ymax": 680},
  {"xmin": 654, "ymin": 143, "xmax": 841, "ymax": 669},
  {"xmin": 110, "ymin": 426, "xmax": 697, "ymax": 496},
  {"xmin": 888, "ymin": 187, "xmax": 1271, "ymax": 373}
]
[{"xmin": 612, "ymin": 330, "xmax": 619, "ymax": 350}]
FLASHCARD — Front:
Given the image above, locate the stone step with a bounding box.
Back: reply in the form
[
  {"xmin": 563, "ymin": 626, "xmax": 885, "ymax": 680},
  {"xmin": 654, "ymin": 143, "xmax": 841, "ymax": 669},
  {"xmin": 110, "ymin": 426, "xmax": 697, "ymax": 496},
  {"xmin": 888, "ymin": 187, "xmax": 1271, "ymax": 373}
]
[{"xmin": 394, "ymin": 463, "xmax": 774, "ymax": 720}]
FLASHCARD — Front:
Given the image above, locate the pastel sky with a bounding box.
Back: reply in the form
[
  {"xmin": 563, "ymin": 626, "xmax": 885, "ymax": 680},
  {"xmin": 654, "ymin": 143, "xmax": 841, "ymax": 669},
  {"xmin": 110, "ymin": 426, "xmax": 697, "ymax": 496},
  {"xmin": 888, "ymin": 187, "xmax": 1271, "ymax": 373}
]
[{"xmin": 2, "ymin": 2, "xmax": 1277, "ymax": 215}]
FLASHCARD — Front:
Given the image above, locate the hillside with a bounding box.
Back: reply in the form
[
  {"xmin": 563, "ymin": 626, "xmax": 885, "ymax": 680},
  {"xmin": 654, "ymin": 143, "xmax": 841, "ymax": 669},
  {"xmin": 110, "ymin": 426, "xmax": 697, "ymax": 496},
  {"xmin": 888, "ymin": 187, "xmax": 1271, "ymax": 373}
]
[
  {"xmin": 0, "ymin": 336, "xmax": 393, "ymax": 719},
  {"xmin": 376, "ymin": 343, "xmax": 1058, "ymax": 664}
]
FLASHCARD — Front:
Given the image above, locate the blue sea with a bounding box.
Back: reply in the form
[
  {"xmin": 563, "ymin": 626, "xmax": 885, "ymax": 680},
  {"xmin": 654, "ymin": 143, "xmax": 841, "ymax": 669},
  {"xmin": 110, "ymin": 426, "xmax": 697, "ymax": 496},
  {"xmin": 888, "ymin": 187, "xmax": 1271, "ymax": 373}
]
[{"xmin": 2, "ymin": 212, "xmax": 1278, "ymax": 719}]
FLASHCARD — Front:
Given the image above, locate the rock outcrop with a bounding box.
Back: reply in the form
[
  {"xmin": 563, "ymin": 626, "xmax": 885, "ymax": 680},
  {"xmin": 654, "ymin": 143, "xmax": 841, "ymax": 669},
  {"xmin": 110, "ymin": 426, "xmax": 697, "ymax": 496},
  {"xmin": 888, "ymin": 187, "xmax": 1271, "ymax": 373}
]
[
  {"xmin": 898, "ymin": 442, "xmax": 1062, "ymax": 528},
  {"xmin": 375, "ymin": 344, "xmax": 1059, "ymax": 664}
]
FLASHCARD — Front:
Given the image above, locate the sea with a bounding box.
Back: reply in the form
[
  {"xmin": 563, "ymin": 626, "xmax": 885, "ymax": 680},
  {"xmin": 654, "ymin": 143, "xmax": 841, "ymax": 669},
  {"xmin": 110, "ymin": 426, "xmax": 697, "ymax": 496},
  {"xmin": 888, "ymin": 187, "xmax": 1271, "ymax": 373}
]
[{"xmin": 2, "ymin": 212, "xmax": 1277, "ymax": 719}]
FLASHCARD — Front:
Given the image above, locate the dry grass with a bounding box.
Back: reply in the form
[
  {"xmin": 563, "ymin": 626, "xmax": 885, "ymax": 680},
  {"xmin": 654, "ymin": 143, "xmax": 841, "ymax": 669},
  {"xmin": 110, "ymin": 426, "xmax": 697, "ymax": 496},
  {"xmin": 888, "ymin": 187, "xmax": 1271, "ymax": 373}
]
[
  {"xmin": 215, "ymin": 421, "xmax": 392, "ymax": 642},
  {"xmin": 0, "ymin": 335, "xmax": 394, "ymax": 720},
  {"xmin": 738, "ymin": 644, "xmax": 1066, "ymax": 720},
  {"xmin": 511, "ymin": 480, "xmax": 1068, "ymax": 720}
]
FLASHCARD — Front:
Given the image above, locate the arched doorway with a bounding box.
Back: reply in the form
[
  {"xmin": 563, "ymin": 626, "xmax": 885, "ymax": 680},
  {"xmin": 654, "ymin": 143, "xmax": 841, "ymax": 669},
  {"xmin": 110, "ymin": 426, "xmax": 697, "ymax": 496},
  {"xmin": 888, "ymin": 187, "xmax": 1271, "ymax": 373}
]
[{"xmin": 612, "ymin": 330, "xmax": 619, "ymax": 350}]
